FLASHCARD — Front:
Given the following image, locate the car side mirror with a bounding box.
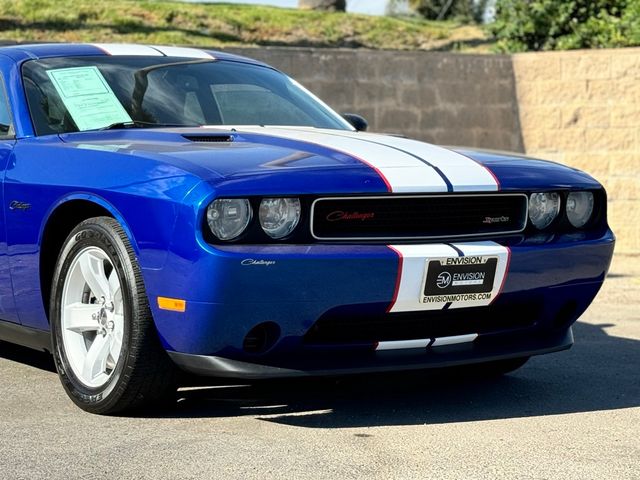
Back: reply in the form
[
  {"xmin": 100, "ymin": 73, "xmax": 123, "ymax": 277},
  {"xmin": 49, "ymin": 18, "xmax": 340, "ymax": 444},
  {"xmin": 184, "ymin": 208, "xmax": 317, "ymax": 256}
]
[{"xmin": 342, "ymin": 113, "xmax": 368, "ymax": 132}]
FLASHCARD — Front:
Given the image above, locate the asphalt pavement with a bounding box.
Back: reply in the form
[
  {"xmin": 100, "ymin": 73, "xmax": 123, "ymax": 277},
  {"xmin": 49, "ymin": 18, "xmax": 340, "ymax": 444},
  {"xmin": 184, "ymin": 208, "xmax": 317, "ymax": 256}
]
[{"xmin": 1, "ymin": 255, "xmax": 638, "ymax": 479}]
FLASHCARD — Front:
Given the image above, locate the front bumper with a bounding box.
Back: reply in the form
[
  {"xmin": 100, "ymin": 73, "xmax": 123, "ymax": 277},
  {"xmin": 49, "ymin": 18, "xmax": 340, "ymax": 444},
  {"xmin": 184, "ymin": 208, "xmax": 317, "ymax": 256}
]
[
  {"xmin": 168, "ymin": 327, "xmax": 574, "ymax": 378},
  {"xmin": 144, "ymin": 229, "xmax": 614, "ymax": 378}
]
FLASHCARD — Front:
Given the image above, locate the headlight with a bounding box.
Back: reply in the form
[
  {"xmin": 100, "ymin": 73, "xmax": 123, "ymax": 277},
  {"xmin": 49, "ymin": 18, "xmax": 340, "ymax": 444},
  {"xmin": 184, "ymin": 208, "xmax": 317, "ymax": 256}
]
[
  {"xmin": 528, "ymin": 192, "xmax": 560, "ymax": 230},
  {"xmin": 206, "ymin": 199, "xmax": 252, "ymax": 241},
  {"xmin": 259, "ymin": 198, "xmax": 301, "ymax": 239},
  {"xmin": 566, "ymin": 192, "xmax": 594, "ymax": 228}
]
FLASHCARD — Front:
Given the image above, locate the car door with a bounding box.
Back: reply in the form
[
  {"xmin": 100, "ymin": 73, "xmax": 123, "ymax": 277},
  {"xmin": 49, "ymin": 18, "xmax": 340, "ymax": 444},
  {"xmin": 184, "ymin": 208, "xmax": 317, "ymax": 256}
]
[{"xmin": 0, "ymin": 71, "xmax": 18, "ymax": 323}]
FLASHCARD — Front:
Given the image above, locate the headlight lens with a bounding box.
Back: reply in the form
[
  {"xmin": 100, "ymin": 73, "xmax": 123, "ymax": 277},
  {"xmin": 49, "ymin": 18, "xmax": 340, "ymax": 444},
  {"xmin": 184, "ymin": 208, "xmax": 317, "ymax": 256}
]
[
  {"xmin": 528, "ymin": 192, "xmax": 560, "ymax": 229},
  {"xmin": 259, "ymin": 198, "xmax": 301, "ymax": 239},
  {"xmin": 206, "ymin": 199, "xmax": 252, "ymax": 241},
  {"xmin": 566, "ymin": 191, "xmax": 594, "ymax": 228}
]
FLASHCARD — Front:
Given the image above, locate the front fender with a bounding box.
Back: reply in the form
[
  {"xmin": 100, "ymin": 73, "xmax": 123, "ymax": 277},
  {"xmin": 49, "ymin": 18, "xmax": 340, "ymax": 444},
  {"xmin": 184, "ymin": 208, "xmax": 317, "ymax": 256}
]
[
  {"xmin": 7, "ymin": 137, "xmax": 203, "ymax": 329},
  {"xmin": 40, "ymin": 192, "xmax": 141, "ymax": 257}
]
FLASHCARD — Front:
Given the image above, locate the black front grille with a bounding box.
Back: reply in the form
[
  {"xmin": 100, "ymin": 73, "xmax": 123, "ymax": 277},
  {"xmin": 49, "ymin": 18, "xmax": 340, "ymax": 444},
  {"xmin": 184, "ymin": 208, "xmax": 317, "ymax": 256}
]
[
  {"xmin": 311, "ymin": 194, "xmax": 527, "ymax": 240},
  {"xmin": 304, "ymin": 301, "xmax": 541, "ymax": 345}
]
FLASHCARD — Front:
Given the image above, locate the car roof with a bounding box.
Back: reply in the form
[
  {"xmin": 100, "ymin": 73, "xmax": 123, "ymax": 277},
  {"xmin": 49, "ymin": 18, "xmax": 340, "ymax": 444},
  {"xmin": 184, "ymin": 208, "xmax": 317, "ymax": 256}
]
[{"xmin": 0, "ymin": 43, "xmax": 270, "ymax": 68}]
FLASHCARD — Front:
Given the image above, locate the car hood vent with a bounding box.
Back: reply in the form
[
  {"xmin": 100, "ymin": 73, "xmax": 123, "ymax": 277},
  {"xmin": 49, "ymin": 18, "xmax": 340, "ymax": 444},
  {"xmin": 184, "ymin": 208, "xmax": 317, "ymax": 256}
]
[{"xmin": 182, "ymin": 134, "xmax": 234, "ymax": 143}]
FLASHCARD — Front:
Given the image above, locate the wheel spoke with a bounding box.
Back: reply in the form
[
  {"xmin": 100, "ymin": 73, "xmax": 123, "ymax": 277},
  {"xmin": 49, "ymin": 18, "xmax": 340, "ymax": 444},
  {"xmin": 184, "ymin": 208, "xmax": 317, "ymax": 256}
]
[
  {"xmin": 112, "ymin": 312, "xmax": 124, "ymax": 329},
  {"xmin": 79, "ymin": 251, "xmax": 110, "ymax": 300},
  {"xmin": 82, "ymin": 334, "xmax": 110, "ymax": 382},
  {"xmin": 64, "ymin": 302, "xmax": 101, "ymax": 333},
  {"xmin": 108, "ymin": 269, "xmax": 121, "ymax": 302},
  {"xmin": 109, "ymin": 326, "xmax": 123, "ymax": 364}
]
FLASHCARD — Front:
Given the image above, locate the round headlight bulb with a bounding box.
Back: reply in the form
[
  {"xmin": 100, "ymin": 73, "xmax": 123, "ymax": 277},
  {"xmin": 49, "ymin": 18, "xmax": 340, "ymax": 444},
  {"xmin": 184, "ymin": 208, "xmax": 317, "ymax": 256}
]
[
  {"xmin": 207, "ymin": 198, "xmax": 252, "ymax": 240},
  {"xmin": 528, "ymin": 192, "xmax": 560, "ymax": 230},
  {"xmin": 566, "ymin": 192, "xmax": 594, "ymax": 228},
  {"xmin": 259, "ymin": 198, "xmax": 301, "ymax": 239}
]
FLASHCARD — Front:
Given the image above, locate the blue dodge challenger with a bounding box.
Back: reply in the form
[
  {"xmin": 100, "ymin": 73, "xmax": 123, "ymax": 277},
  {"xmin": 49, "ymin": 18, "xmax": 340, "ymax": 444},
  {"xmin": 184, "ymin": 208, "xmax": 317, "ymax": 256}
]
[{"xmin": 0, "ymin": 43, "xmax": 614, "ymax": 414}]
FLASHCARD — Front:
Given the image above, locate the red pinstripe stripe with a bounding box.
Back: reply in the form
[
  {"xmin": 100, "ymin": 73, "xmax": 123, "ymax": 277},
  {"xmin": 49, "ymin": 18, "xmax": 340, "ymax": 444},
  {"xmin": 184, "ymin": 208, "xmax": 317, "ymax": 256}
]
[
  {"xmin": 91, "ymin": 44, "xmax": 110, "ymax": 55},
  {"xmin": 358, "ymin": 158, "xmax": 392, "ymax": 192},
  {"xmin": 453, "ymin": 150, "xmax": 501, "ymax": 190},
  {"xmin": 490, "ymin": 246, "xmax": 511, "ymax": 304},
  {"xmin": 386, "ymin": 245, "xmax": 403, "ymax": 313}
]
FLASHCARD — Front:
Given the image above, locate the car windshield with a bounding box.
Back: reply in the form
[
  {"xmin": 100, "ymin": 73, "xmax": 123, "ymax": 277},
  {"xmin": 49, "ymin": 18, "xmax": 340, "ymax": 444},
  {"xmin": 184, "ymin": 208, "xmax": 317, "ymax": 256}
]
[{"xmin": 21, "ymin": 56, "xmax": 352, "ymax": 135}]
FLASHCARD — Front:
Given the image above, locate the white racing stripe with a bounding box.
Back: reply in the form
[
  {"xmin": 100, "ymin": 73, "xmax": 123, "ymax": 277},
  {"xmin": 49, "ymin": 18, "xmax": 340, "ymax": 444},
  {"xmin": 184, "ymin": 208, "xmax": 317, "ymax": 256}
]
[
  {"xmin": 387, "ymin": 244, "xmax": 459, "ymax": 312},
  {"xmin": 376, "ymin": 338, "xmax": 430, "ymax": 351},
  {"xmin": 91, "ymin": 44, "xmax": 163, "ymax": 56},
  {"xmin": 341, "ymin": 130, "xmax": 499, "ymax": 192},
  {"xmin": 92, "ymin": 44, "xmax": 214, "ymax": 59},
  {"xmin": 375, "ymin": 335, "xmax": 477, "ymax": 351},
  {"xmin": 204, "ymin": 126, "xmax": 501, "ymax": 192},
  {"xmin": 387, "ymin": 241, "xmax": 511, "ymax": 313},
  {"xmin": 205, "ymin": 126, "xmax": 450, "ymax": 193},
  {"xmin": 448, "ymin": 241, "xmax": 511, "ymax": 308},
  {"xmin": 431, "ymin": 333, "xmax": 478, "ymax": 347},
  {"xmin": 151, "ymin": 46, "xmax": 215, "ymax": 59}
]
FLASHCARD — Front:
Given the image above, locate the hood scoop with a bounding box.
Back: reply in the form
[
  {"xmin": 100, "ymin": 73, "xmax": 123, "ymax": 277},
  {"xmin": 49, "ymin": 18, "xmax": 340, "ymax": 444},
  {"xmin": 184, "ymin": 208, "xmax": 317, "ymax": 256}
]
[{"xmin": 182, "ymin": 134, "xmax": 234, "ymax": 143}]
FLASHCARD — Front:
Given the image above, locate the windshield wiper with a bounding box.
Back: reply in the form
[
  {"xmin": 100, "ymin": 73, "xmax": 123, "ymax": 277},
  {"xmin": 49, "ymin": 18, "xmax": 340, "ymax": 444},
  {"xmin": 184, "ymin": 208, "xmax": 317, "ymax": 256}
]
[{"xmin": 97, "ymin": 120, "xmax": 199, "ymax": 131}]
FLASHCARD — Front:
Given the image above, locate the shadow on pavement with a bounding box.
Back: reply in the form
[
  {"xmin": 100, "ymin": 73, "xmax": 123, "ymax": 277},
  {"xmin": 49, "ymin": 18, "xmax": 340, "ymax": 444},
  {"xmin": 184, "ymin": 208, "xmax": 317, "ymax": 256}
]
[
  {"xmin": 0, "ymin": 341, "xmax": 56, "ymax": 373},
  {"xmin": 1, "ymin": 321, "xmax": 638, "ymax": 426}
]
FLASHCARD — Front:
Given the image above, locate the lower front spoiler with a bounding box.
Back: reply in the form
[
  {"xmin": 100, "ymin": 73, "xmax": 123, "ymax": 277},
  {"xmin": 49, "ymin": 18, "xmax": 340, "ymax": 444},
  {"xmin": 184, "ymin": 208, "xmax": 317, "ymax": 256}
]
[{"xmin": 168, "ymin": 327, "xmax": 574, "ymax": 379}]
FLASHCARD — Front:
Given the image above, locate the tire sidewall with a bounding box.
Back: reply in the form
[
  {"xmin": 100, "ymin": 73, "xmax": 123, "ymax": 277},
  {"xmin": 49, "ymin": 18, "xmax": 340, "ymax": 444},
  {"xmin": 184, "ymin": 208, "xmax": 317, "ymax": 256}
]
[{"xmin": 50, "ymin": 219, "xmax": 136, "ymax": 412}]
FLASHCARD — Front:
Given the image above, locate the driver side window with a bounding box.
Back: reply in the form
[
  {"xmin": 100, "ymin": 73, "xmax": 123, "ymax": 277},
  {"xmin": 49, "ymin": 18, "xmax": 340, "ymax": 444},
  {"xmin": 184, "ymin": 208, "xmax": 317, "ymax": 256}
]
[
  {"xmin": 0, "ymin": 76, "xmax": 14, "ymax": 139},
  {"xmin": 24, "ymin": 76, "xmax": 74, "ymax": 135}
]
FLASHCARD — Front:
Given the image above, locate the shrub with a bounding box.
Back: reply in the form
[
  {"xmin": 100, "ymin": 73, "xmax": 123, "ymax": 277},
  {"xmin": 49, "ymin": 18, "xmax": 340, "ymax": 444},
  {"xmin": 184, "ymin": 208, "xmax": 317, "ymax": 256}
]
[{"xmin": 489, "ymin": 0, "xmax": 640, "ymax": 52}]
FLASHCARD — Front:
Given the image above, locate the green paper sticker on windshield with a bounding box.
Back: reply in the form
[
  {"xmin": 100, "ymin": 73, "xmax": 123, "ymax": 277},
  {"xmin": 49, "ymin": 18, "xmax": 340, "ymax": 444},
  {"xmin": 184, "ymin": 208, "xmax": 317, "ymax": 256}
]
[{"xmin": 46, "ymin": 66, "xmax": 132, "ymax": 131}]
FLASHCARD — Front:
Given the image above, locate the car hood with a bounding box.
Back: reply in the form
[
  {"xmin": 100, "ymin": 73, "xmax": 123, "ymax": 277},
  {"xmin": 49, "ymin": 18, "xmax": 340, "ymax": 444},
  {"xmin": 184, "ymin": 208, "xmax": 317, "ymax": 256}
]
[{"xmin": 60, "ymin": 126, "xmax": 601, "ymax": 196}]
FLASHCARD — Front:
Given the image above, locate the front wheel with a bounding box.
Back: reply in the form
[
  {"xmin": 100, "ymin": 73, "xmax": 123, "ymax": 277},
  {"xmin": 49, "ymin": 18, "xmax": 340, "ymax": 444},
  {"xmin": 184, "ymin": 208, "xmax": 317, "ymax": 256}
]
[{"xmin": 50, "ymin": 217, "xmax": 176, "ymax": 414}]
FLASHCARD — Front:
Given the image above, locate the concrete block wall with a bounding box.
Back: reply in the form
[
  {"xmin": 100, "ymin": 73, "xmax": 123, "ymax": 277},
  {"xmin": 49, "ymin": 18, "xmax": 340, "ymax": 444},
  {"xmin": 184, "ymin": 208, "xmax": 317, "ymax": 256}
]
[
  {"xmin": 513, "ymin": 49, "xmax": 640, "ymax": 254},
  {"xmin": 229, "ymin": 47, "xmax": 524, "ymax": 152}
]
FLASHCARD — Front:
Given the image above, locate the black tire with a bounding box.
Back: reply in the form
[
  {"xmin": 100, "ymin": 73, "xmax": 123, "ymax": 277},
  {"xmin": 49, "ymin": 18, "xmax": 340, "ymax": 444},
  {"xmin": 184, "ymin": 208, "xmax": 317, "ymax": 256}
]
[{"xmin": 50, "ymin": 217, "xmax": 176, "ymax": 414}]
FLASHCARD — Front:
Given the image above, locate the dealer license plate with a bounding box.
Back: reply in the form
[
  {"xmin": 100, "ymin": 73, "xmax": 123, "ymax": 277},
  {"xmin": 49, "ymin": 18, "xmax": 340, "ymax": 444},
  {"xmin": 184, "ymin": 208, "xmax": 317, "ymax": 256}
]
[{"xmin": 422, "ymin": 255, "xmax": 498, "ymax": 303}]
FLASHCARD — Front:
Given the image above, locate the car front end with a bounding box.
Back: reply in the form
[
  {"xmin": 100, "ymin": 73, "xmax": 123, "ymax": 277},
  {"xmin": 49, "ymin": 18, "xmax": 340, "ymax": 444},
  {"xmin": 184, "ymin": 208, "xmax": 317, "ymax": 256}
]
[{"xmin": 140, "ymin": 129, "xmax": 615, "ymax": 379}]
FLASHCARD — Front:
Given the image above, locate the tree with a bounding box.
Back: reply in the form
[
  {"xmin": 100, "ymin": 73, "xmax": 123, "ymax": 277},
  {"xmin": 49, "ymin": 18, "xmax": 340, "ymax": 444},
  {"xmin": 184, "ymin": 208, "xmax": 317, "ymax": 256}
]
[
  {"xmin": 489, "ymin": 0, "xmax": 640, "ymax": 52},
  {"xmin": 298, "ymin": 0, "xmax": 346, "ymax": 12},
  {"xmin": 405, "ymin": 0, "xmax": 490, "ymax": 23}
]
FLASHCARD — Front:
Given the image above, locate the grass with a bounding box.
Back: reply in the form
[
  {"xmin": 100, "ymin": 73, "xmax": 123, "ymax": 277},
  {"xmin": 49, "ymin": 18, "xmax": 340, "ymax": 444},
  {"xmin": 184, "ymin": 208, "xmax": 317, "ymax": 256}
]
[{"xmin": 0, "ymin": 0, "xmax": 491, "ymax": 52}]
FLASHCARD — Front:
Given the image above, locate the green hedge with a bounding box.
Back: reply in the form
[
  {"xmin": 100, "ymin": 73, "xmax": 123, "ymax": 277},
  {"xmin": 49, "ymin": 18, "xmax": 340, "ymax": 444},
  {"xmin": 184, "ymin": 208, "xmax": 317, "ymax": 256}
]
[{"xmin": 489, "ymin": 0, "xmax": 640, "ymax": 52}]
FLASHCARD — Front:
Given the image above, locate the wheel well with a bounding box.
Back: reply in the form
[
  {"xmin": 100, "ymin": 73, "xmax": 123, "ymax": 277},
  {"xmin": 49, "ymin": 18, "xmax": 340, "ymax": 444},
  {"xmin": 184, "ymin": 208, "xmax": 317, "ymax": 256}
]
[{"xmin": 39, "ymin": 200, "xmax": 113, "ymax": 321}]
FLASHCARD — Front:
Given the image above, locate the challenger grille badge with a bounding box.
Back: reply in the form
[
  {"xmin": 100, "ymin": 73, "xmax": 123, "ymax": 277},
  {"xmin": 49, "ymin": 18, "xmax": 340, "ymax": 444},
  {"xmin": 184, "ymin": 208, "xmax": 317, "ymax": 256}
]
[
  {"xmin": 326, "ymin": 211, "xmax": 375, "ymax": 222},
  {"xmin": 482, "ymin": 216, "xmax": 510, "ymax": 224}
]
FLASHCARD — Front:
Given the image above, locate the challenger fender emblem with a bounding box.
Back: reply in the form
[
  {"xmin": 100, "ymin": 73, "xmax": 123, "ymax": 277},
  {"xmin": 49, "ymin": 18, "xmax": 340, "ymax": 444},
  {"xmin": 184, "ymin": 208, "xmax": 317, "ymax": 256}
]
[
  {"xmin": 9, "ymin": 201, "xmax": 31, "ymax": 211},
  {"xmin": 326, "ymin": 211, "xmax": 375, "ymax": 222},
  {"xmin": 241, "ymin": 259, "xmax": 276, "ymax": 266}
]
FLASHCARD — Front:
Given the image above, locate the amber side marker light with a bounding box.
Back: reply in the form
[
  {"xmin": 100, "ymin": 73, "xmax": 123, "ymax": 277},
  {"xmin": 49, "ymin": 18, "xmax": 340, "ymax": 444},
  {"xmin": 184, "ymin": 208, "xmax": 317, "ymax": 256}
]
[{"xmin": 157, "ymin": 297, "xmax": 187, "ymax": 312}]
